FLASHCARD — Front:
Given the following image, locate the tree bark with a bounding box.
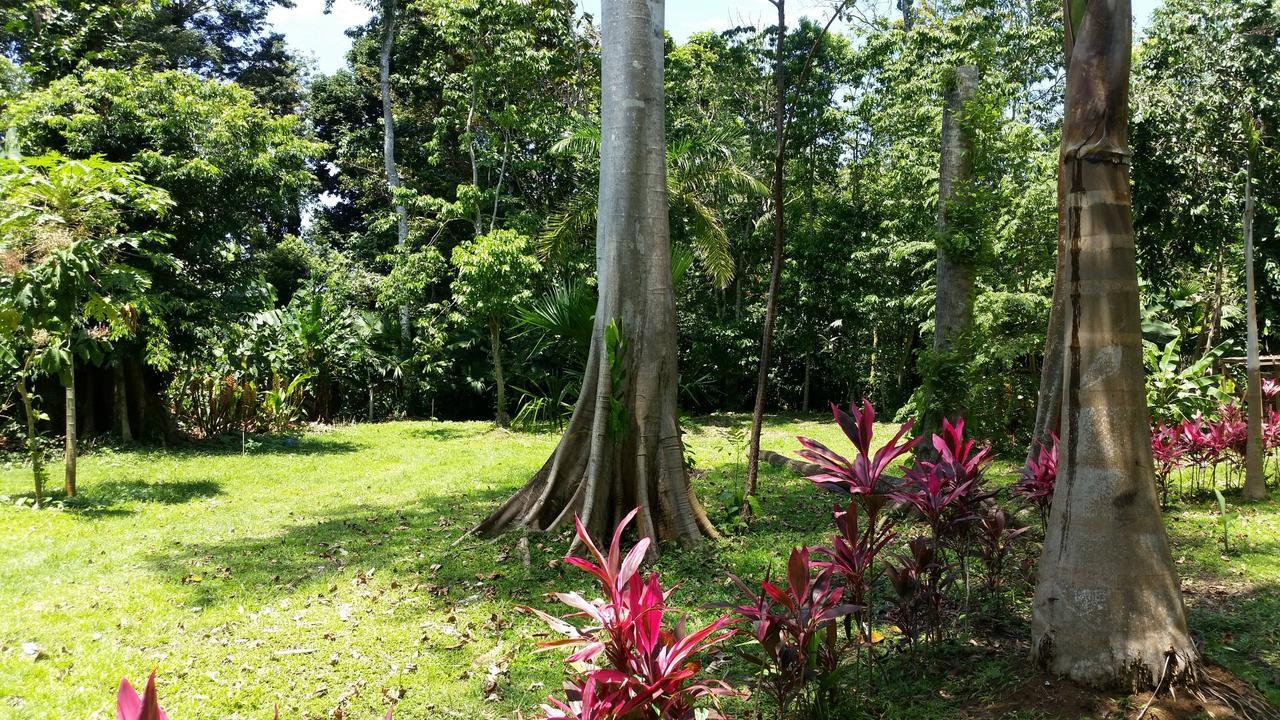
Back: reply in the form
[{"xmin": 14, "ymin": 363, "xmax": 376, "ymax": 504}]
[
  {"xmin": 17, "ymin": 366, "xmax": 44, "ymax": 508},
  {"xmin": 1201, "ymin": 243, "xmax": 1224, "ymax": 358},
  {"xmin": 1032, "ymin": 0, "xmax": 1198, "ymax": 689},
  {"xmin": 1243, "ymin": 160, "xmax": 1267, "ymax": 500},
  {"xmin": 1027, "ymin": 150, "xmax": 1070, "ymax": 463},
  {"xmin": 924, "ymin": 64, "xmax": 980, "ymax": 442},
  {"xmin": 64, "ymin": 372, "xmax": 77, "ymax": 497},
  {"xmin": 380, "ymin": 0, "xmax": 412, "ymax": 345},
  {"xmin": 489, "ymin": 314, "xmax": 509, "ymax": 427},
  {"xmin": 473, "ymin": 0, "xmax": 715, "ymax": 550},
  {"xmin": 113, "ymin": 361, "xmax": 133, "ymax": 443},
  {"xmin": 743, "ymin": 0, "xmax": 788, "ymax": 515}
]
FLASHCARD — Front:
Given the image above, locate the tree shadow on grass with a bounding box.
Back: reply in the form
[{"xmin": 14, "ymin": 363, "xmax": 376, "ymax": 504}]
[
  {"xmin": 149, "ymin": 481, "xmax": 518, "ymax": 609},
  {"xmin": 4, "ymin": 479, "xmax": 222, "ymax": 518},
  {"xmin": 405, "ymin": 424, "xmax": 497, "ymax": 442},
  {"xmin": 158, "ymin": 432, "xmax": 363, "ymax": 457}
]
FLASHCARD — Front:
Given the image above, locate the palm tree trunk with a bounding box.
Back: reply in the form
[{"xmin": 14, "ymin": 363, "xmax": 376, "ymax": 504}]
[
  {"xmin": 473, "ymin": 0, "xmax": 715, "ymax": 551},
  {"xmin": 64, "ymin": 371, "xmax": 77, "ymax": 497},
  {"xmin": 1028, "ymin": 159, "xmax": 1069, "ymax": 463},
  {"xmin": 1032, "ymin": 0, "xmax": 1198, "ymax": 689},
  {"xmin": 1243, "ymin": 160, "xmax": 1268, "ymax": 500}
]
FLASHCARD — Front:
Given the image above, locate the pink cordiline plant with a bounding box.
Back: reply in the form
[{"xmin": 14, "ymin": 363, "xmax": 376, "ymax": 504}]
[
  {"xmin": 524, "ymin": 508, "xmax": 738, "ymax": 720},
  {"xmin": 1013, "ymin": 432, "xmax": 1058, "ymax": 524},
  {"xmin": 797, "ymin": 400, "xmax": 919, "ymax": 501}
]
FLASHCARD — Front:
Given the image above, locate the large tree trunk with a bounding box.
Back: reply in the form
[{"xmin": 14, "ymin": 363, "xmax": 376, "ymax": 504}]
[
  {"xmin": 1032, "ymin": 0, "xmax": 1198, "ymax": 689},
  {"xmin": 924, "ymin": 64, "xmax": 979, "ymax": 440},
  {"xmin": 380, "ymin": 0, "xmax": 412, "ymax": 345},
  {"xmin": 64, "ymin": 373, "xmax": 77, "ymax": 497},
  {"xmin": 743, "ymin": 0, "xmax": 788, "ymax": 515},
  {"xmin": 474, "ymin": 0, "xmax": 715, "ymax": 549},
  {"xmin": 1243, "ymin": 160, "xmax": 1268, "ymax": 500},
  {"xmin": 489, "ymin": 314, "xmax": 509, "ymax": 427}
]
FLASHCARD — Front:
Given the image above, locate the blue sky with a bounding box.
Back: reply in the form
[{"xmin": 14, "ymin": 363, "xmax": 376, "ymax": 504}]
[{"xmin": 268, "ymin": 0, "xmax": 1163, "ymax": 76}]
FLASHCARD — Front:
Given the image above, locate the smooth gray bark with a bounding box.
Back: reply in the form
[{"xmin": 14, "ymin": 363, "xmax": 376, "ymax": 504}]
[
  {"xmin": 1028, "ymin": 174, "xmax": 1067, "ymax": 463},
  {"xmin": 921, "ymin": 64, "xmax": 978, "ymax": 445},
  {"xmin": 1032, "ymin": 0, "xmax": 1198, "ymax": 689},
  {"xmin": 474, "ymin": 0, "xmax": 714, "ymax": 549},
  {"xmin": 379, "ymin": 0, "xmax": 412, "ymax": 343},
  {"xmin": 1243, "ymin": 160, "xmax": 1268, "ymax": 500},
  {"xmin": 64, "ymin": 374, "xmax": 76, "ymax": 497},
  {"xmin": 933, "ymin": 65, "xmax": 979, "ymax": 355}
]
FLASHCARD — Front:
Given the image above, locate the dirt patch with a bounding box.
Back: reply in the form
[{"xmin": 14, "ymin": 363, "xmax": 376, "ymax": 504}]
[{"xmin": 970, "ymin": 665, "xmax": 1277, "ymax": 720}]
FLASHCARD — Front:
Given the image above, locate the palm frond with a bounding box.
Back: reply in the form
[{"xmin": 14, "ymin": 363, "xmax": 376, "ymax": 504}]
[
  {"xmin": 682, "ymin": 193, "xmax": 735, "ymax": 288},
  {"xmin": 514, "ymin": 279, "xmax": 596, "ymax": 348}
]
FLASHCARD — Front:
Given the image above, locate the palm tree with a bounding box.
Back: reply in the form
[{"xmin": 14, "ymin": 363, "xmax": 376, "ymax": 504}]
[{"xmin": 1031, "ymin": 0, "xmax": 1198, "ymax": 688}]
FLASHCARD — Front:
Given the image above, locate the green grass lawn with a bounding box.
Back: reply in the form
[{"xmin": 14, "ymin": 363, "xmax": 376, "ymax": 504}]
[{"xmin": 0, "ymin": 418, "xmax": 1276, "ymax": 719}]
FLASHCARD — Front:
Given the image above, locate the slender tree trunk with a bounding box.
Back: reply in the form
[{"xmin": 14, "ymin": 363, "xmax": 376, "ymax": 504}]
[
  {"xmin": 1028, "ymin": 154, "xmax": 1070, "ymax": 463},
  {"xmin": 64, "ymin": 372, "xmax": 77, "ymax": 497},
  {"xmin": 743, "ymin": 0, "xmax": 788, "ymax": 515},
  {"xmin": 113, "ymin": 361, "xmax": 132, "ymax": 443},
  {"xmin": 17, "ymin": 366, "xmax": 44, "ymax": 508},
  {"xmin": 380, "ymin": 0, "xmax": 412, "ymax": 346},
  {"xmin": 1032, "ymin": 0, "xmax": 1198, "ymax": 689},
  {"xmin": 474, "ymin": 0, "xmax": 715, "ymax": 550},
  {"xmin": 802, "ymin": 351, "xmax": 812, "ymax": 412},
  {"xmin": 489, "ymin": 314, "xmax": 509, "ymax": 427},
  {"xmin": 1243, "ymin": 161, "xmax": 1268, "ymax": 500},
  {"xmin": 1201, "ymin": 244, "xmax": 1225, "ymax": 357},
  {"xmin": 924, "ymin": 64, "xmax": 980, "ymax": 441},
  {"xmin": 898, "ymin": 0, "xmax": 914, "ymax": 30}
]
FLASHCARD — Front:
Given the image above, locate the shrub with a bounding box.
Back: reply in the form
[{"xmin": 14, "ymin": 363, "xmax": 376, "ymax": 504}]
[
  {"xmin": 1013, "ymin": 433, "xmax": 1057, "ymax": 524},
  {"xmin": 798, "ymin": 400, "xmax": 918, "ymax": 500},
  {"xmin": 815, "ymin": 499, "xmax": 895, "ymax": 643},
  {"xmin": 525, "ymin": 508, "xmax": 737, "ymax": 720},
  {"xmin": 725, "ymin": 547, "xmax": 857, "ymax": 719}
]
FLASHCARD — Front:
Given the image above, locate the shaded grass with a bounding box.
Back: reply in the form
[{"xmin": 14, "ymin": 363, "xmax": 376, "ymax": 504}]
[{"xmin": 0, "ymin": 417, "xmax": 1275, "ymax": 718}]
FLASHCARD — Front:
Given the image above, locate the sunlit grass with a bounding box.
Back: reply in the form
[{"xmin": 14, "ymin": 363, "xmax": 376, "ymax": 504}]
[{"xmin": 0, "ymin": 417, "xmax": 1275, "ymax": 718}]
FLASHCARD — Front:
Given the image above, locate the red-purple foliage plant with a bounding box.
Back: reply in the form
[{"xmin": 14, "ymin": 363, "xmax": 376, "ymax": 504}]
[
  {"xmin": 724, "ymin": 547, "xmax": 857, "ymax": 717},
  {"xmin": 1013, "ymin": 433, "xmax": 1057, "ymax": 524},
  {"xmin": 798, "ymin": 401, "xmax": 918, "ymax": 501},
  {"xmin": 815, "ymin": 498, "xmax": 895, "ymax": 642},
  {"xmin": 525, "ymin": 509, "xmax": 737, "ymax": 720}
]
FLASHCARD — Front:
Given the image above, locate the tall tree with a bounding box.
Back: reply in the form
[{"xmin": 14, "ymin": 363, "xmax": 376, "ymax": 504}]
[
  {"xmin": 474, "ymin": 0, "xmax": 715, "ymax": 547},
  {"xmin": 743, "ymin": 1, "xmax": 851, "ymax": 516},
  {"xmin": 1241, "ymin": 121, "xmax": 1268, "ymax": 501},
  {"xmin": 1032, "ymin": 0, "xmax": 1198, "ymax": 688},
  {"xmin": 743, "ymin": 0, "xmax": 789, "ymax": 515},
  {"xmin": 922, "ymin": 63, "xmax": 979, "ymax": 440},
  {"xmin": 377, "ymin": 0, "xmax": 413, "ymax": 344}
]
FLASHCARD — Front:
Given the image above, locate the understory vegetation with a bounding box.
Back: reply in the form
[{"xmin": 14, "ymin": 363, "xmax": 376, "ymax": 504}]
[{"xmin": 1, "ymin": 419, "xmax": 1276, "ymax": 718}]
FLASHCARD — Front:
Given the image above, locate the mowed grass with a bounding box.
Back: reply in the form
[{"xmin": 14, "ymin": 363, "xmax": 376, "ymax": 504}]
[{"xmin": 0, "ymin": 418, "xmax": 1276, "ymax": 719}]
